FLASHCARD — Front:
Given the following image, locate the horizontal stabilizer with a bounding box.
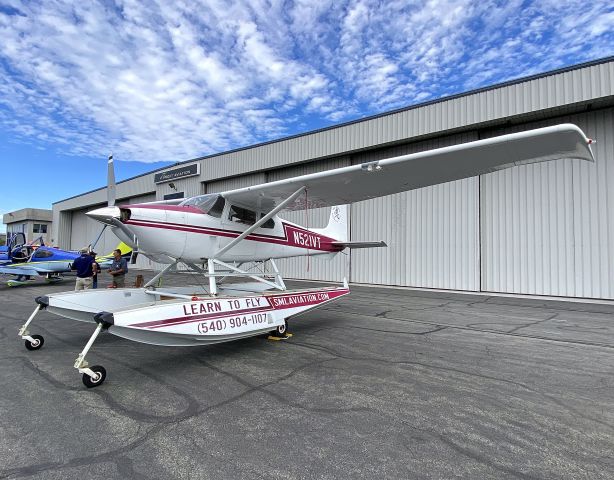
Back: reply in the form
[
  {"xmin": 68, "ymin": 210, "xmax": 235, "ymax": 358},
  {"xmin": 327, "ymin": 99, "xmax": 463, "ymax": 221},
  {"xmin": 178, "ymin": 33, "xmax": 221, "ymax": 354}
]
[{"xmin": 331, "ymin": 241, "xmax": 387, "ymax": 249}]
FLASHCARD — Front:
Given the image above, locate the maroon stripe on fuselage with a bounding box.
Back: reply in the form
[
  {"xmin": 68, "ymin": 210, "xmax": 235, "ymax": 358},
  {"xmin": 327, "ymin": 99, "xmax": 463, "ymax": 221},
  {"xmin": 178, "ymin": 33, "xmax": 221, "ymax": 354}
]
[{"xmin": 124, "ymin": 218, "xmax": 343, "ymax": 252}]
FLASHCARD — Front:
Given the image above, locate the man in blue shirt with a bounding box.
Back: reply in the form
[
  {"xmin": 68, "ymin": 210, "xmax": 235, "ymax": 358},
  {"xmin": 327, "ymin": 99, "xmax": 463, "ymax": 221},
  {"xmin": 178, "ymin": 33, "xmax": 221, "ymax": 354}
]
[
  {"xmin": 108, "ymin": 248, "xmax": 128, "ymax": 288},
  {"xmin": 72, "ymin": 248, "xmax": 95, "ymax": 290}
]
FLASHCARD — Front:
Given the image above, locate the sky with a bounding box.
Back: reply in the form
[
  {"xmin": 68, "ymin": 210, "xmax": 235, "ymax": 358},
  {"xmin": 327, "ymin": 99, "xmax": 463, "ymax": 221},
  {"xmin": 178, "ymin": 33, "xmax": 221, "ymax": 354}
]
[{"xmin": 0, "ymin": 0, "xmax": 613, "ymax": 233}]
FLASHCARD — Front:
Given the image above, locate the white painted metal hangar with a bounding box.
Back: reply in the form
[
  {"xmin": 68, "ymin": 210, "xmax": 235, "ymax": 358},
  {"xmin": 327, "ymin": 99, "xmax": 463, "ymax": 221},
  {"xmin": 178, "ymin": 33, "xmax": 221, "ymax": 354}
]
[{"xmin": 53, "ymin": 57, "xmax": 614, "ymax": 300}]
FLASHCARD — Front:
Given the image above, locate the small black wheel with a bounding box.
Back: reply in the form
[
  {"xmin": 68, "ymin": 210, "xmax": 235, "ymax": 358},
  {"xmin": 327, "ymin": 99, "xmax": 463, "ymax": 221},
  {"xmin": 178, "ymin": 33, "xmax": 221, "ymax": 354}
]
[
  {"xmin": 25, "ymin": 334, "xmax": 44, "ymax": 350},
  {"xmin": 274, "ymin": 320, "xmax": 288, "ymax": 337},
  {"xmin": 82, "ymin": 365, "xmax": 106, "ymax": 388}
]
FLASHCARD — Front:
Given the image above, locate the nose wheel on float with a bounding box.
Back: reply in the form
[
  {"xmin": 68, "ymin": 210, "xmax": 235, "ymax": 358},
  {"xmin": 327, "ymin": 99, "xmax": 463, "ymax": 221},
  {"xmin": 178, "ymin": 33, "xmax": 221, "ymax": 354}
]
[
  {"xmin": 19, "ymin": 301, "xmax": 46, "ymax": 351},
  {"xmin": 74, "ymin": 320, "xmax": 109, "ymax": 388},
  {"xmin": 81, "ymin": 365, "xmax": 107, "ymax": 388},
  {"xmin": 24, "ymin": 334, "xmax": 44, "ymax": 350}
]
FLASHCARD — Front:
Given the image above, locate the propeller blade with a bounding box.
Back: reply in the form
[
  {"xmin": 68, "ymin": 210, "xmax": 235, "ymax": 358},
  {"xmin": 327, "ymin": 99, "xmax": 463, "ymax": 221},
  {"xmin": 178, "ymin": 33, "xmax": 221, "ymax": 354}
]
[
  {"xmin": 107, "ymin": 154, "xmax": 116, "ymax": 207},
  {"xmin": 130, "ymin": 235, "xmax": 139, "ymax": 264},
  {"xmin": 89, "ymin": 224, "xmax": 108, "ymax": 252}
]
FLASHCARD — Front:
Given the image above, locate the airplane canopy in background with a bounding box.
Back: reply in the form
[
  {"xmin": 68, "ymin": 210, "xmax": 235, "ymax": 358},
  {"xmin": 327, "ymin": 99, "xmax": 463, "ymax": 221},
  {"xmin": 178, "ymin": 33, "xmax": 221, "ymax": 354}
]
[{"xmin": 221, "ymin": 124, "xmax": 594, "ymax": 213}]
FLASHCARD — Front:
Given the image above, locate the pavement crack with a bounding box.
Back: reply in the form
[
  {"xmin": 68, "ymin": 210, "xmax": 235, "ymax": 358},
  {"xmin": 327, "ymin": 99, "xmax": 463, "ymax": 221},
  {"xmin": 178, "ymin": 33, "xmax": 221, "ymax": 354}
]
[
  {"xmin": 287, "ymin": 340, "xmax": 614, "ymax": 432},
  {"xmin": 433, "ymin": 432, "xmax": 544, "ymax": 480},
  {"xmin": 507, "ymin": 313, "xmax": 559, "ymax": 334},
  {"xmin": 197, "ymin": 357, "xmax": 370, "ymax": 414}
]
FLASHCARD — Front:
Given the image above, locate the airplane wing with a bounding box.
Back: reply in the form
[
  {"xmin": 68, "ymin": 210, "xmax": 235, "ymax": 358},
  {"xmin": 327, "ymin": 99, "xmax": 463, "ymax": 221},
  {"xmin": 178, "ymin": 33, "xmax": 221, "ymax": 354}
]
[
  {"xmin": 0, "ymin": 265, "xmax": 52, "ymax": 276},
  {"xmin": 221, "ymin": 124, "xmax": 594, "ymax": 212}
]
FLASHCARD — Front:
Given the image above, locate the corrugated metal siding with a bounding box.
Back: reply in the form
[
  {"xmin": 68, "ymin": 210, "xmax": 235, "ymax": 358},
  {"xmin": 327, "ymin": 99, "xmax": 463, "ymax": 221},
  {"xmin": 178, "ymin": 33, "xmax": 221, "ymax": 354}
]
[
  {"xmin": 154, "ymin": 177, "xmax": 202, "ymax": 199},
  {"xmin": 206, "ymin": 173, "xmax": 266, "ymax": 193},
  {"xmin": 480, "ymin": 109, "xmax": 614, "ymax": 298},
  {"xmin": 350, "ymin": 133, "xmax": 480, "ymax": 289},
  {"xmin": 127, "ymin": 194, "xmax": 156, "ymax": 204},
  {"xmin": 53, "ymin": 211, "xmax": 72, "ymax": 248},
  {"xmin": 268, "ymin": 157, "xmax": 351, "ymax": 282},
  {"xmin": 70, "ymin": 210, "xmax": 93, "ymax": 251}
]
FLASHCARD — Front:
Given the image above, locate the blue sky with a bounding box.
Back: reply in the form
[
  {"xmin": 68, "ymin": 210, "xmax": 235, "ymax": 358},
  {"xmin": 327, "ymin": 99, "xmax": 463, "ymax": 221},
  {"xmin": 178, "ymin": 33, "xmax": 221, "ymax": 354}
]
[{"xmin": 0, "ymin": 0, "xmax": 613, "ymax": 233}]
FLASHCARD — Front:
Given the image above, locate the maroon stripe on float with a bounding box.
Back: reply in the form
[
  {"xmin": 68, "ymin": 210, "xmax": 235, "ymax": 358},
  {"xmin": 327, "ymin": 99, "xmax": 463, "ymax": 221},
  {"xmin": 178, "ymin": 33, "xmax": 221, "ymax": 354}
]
[
  {"xmin": 268, "ymin": 289, "xmax": 350, "ymax": 309},
  {"xmin": 128, "ymin": 288, "xmax": 350, "ymax": 330},
  {"xmin": 131, "ymin": 306, "xmax": 273, "ymax": 329}
]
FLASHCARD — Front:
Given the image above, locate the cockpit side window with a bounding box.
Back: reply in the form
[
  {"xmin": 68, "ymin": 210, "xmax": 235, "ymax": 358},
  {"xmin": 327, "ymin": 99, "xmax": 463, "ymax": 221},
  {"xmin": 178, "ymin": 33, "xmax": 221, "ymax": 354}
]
[
  {"xmin": 180, "ymin": 194, "xmax": 225, "ymax": 217},
  {"xmin": 228, "ymin": 205, "xmax": 256, "ymax": 225},
  {"xmin": 208, "ymin": 196, "xmax": 225, "ymax": 218},
  {"xmin": 33, "ymin": 249, "xmax": 53, "ymax": 259}
]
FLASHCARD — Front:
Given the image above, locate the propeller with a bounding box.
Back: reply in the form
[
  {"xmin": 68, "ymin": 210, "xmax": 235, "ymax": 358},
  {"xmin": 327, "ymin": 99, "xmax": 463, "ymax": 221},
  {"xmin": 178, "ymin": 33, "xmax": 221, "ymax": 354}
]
[
  {"xmin": 86, "ymin": 154, "xmax": 142, "ymax": 263},
  {"xmin": 87, "ymin": 154, "xmax": 116, "ymax": 253},
  {"xmin": 108, "ymin": 154, "xmax": 139, "ymax": 263},
  {"xmin": 107, "ymin": 154, "xmax": 116, "ymax": 207},
  {"xmin": 88, "ymin": 224, "xmax": 107, "ymax": 253},
  {"xmin": 130, "ymin": 235, "xmax": 139, "ymax": 264}
]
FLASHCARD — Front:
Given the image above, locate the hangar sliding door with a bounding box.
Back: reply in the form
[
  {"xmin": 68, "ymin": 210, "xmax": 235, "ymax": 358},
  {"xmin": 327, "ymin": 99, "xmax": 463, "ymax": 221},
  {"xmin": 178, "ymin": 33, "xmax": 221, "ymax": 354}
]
[
  {"xmin": 350, "ymin": 132, "xmax": 480, "ymax": 290},
  {"xmin": 481, "ymin": 109, "xmax": 614, "ymax": 299}
]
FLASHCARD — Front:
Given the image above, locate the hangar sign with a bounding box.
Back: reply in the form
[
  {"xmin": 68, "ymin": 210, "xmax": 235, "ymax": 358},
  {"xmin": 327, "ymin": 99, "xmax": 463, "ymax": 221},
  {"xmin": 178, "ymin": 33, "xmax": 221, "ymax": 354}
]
[{"xmin": 155, "ymin": 164, "xmax": 199, "ymax": 184}]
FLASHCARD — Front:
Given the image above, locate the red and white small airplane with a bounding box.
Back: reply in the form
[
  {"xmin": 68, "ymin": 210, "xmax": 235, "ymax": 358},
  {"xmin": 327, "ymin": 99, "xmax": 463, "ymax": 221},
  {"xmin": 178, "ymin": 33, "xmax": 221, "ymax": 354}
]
[{"xmin": 19, "ymin": 124, "xmax": 595, "ymax": 387}]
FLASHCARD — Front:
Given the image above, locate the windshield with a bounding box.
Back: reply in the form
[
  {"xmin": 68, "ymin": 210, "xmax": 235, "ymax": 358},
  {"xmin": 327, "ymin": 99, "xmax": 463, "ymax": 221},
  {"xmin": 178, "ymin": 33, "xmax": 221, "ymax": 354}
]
[{"xmin": 180, "ymin": 194, "xmax": 225, "ymax": 217}]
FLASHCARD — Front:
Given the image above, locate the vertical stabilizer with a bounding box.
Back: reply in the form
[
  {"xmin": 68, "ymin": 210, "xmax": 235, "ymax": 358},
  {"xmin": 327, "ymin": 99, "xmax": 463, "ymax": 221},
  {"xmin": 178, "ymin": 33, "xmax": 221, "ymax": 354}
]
[{"xmin": 312, "ymin": 205, "xmax": 348, "ymax": 242}]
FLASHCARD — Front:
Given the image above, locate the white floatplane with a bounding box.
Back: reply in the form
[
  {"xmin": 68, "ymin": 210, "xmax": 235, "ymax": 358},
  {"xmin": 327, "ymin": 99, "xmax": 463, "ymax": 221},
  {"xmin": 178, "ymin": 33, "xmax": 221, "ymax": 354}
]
[{"xmin": 19, "ymin": 124, "xmax": 595, "ymax": 387}]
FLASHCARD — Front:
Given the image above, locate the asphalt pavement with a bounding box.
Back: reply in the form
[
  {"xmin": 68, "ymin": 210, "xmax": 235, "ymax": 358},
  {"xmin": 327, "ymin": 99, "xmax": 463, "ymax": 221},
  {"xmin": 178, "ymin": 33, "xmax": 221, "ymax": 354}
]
[{"xmin": 0, "ymin": 270, "xmax": 613, "ymax": 479}]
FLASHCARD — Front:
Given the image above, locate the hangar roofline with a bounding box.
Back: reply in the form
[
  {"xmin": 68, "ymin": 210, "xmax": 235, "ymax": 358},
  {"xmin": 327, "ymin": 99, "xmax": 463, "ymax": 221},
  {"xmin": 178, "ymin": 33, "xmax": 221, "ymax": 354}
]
[{"xmin": 54, "ymin": 54, "xmax": 614, "ymax": 206}]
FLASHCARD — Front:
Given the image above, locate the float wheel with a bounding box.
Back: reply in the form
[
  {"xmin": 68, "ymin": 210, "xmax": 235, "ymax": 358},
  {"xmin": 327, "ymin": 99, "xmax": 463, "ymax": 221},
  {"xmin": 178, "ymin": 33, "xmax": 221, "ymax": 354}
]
[{"xmin": 82, "ymin": 365, "xmax": 107, "ymax": 388}]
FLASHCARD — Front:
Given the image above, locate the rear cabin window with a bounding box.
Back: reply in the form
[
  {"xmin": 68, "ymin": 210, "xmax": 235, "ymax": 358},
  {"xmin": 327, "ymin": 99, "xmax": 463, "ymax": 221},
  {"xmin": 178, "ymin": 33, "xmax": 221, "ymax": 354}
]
[
  {"xmin": 260, "ymin": 214, "xmax": 275, "ymax": 229},
  {"xmin": 229, "ymin": 205, "xmax": 256, "ymax": 225},
  {"xmin": 33, "ymin": 249, "xmax": 53, "ymax": 259}
]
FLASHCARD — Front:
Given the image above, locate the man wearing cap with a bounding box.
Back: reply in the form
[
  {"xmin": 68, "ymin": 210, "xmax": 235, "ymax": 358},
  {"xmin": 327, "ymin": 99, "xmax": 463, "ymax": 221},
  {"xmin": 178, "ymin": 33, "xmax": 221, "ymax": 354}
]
[
  {"xmin": 72, "ymin": 248, "xmax": 95, "ymax": 290},
  {"xmin": 108, "ymin": 248, "xmax": 128, "ymax": 288}
]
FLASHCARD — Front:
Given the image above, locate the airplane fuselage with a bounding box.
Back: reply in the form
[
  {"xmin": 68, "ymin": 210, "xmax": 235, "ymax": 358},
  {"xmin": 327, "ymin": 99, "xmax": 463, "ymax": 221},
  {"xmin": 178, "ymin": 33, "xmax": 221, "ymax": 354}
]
[{"xmin": 108, "ymin": 203, "xmax": 343, "ymax": 263}]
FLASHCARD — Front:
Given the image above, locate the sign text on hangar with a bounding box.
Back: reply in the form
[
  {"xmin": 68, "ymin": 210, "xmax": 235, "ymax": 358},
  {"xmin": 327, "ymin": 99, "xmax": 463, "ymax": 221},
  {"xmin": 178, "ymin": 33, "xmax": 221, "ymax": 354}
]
[{"xmin": 154, "ymin": 164, "xmax": 200, "ymax": 184}]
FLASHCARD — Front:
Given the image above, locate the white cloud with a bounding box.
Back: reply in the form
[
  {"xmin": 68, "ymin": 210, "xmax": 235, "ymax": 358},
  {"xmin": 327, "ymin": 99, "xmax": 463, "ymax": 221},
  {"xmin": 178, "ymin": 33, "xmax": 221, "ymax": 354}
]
[{"xmin": 0, "ymin": 0, "xmax": 611, "ymax": 163}]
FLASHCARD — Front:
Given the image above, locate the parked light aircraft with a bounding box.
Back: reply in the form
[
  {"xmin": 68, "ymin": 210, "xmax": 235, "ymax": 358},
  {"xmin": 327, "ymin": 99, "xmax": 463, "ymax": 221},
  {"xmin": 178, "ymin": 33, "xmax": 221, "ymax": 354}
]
[
  {"xmin": 19, "ymin": 124, "xmax": 595, "ymax": 387},
  {"xmin": 0, "ymin": 242, "xmax": 132, "ymax": 287},
  {"xmin": 0, "ymin": 233, "xmax": 45, "ymax": 265}
]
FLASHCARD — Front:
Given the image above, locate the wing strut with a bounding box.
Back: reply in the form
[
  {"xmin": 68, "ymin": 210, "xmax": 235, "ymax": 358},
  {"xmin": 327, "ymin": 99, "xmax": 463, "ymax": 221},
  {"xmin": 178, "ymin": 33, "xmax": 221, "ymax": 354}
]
[{"xmin": 212, "ymin": 186, "xmax": 306, "ymax": 260}]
